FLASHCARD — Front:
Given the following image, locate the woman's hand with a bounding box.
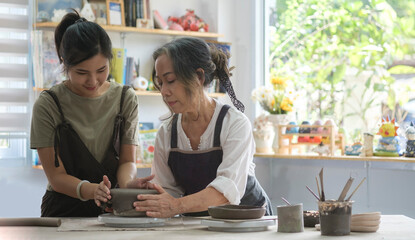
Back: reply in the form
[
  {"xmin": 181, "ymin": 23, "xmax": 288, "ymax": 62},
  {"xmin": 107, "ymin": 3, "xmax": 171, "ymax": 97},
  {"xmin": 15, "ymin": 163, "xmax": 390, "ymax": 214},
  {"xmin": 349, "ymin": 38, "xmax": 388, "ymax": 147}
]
[
  {"xmin": 133, "ymin": 183, "xmax": 181, "ymax": 218},
  {"xmin": 126, "ymin": 174, "xmax": 156, "ymax": 189},
  {"xmin": 94, "ymin": 175, "xmax": 111, "ymax": 208}
]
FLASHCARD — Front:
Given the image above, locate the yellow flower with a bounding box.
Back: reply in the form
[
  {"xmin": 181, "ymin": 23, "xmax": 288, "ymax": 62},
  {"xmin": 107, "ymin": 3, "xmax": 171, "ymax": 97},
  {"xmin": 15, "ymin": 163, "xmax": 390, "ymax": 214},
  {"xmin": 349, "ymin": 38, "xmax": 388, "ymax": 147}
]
[
  {"xmin": 251, "ymin": 78, "xmax": 295, "ymax": 114},
  {"xmin": 270, "ymin": 76, "xmax": 288, "ymax": 89},
  {"xmin": 270, "ymin": 98, "xmax": 275, "ymax": 108}
]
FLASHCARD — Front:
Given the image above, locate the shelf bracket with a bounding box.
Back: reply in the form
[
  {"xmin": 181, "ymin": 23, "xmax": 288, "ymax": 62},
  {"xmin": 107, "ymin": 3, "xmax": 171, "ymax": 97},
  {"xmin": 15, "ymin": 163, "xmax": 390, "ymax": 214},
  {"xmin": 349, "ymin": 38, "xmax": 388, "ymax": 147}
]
[
  {"xmin": 120, "ymin": 32, "xmax": 126, "ymax": 49},
  {"xmin": 364, "ymin": 161, "xmax": 371, "ymax": 208}
]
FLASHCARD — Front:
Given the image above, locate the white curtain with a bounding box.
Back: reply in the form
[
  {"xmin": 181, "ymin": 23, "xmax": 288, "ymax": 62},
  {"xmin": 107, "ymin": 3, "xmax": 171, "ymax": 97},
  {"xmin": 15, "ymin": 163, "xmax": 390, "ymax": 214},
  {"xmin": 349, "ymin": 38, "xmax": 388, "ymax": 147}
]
[{"xmin": 0, "ymin": 0, "xmax": 31, "ymax": 165}]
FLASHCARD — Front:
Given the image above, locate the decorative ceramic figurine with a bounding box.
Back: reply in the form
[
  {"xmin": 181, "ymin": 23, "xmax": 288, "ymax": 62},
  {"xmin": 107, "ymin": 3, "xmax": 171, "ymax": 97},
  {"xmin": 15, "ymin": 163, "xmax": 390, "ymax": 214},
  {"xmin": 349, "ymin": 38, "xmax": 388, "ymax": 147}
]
[
  {"xmin": 360, "ymin": 132, "xmax": 374, "ymax": 157},
  {"xmin": 253, "ymin": 114, "xmax": 274, "ymax": 154},
  {"xmin": 373, "ymin": 117, "xmax": 400, "ymax": 157},
  {"xmin": 80, "ymin": 0, "xmax": 96, "ymax": 22},
  {"xmin": 322, "ymin": 119, "xmax": 337, "ymax": 144},
  {"xmin": 51, "ymin": 9, "xmax": 67, "ymax": 23},
  {"xmin": 167, "ymin": 9, "xmax": 209, "ymax": 32},
  {"xmin": 286, "ymin": 121, "xmax": 299, "ymax": 134},
  {"xmin": 404, "ymin": 122, "xmax": 415, "ymax": 157},
  {"xmin": 298, "ymin": 121, "xmax": 311, "ymax": 143},
  {"xmin": 345, "ymin": 142, "xmax": 363, "ymax": 156},
  {"xmin": 312, "ymin": 142, "xmax": 330, "ymax": 156},
  {"xmin": 310, "ymin": 120, "xmax": 323, "ymax": 143}
]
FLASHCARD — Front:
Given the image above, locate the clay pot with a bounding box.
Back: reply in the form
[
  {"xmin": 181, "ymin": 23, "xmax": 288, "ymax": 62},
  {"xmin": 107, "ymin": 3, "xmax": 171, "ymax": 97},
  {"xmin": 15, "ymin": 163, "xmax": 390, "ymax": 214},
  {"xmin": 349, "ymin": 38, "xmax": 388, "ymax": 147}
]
[{"xmin": 110, "ymin": 188, "xmax": 158, "ymax": 217}]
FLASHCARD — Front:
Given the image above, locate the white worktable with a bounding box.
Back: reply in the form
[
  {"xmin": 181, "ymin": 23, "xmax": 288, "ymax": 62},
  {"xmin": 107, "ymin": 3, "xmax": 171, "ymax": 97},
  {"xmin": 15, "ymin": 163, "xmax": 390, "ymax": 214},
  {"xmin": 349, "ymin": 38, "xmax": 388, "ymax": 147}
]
[{"xmin": 0, "ymin": 215, "xmax": 414, "ymax": 240}]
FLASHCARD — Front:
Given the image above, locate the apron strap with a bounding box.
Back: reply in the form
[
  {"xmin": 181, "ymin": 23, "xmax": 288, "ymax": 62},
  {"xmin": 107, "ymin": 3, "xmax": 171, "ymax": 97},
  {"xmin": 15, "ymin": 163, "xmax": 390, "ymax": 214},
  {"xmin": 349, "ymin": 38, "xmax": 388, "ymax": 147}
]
[
  {"xmin": 113, "ymin": 85, "xmax": 131, "ymax": 157},
  {"xmin": 119, "ymin": 85, "xmax": 130, "ymax": 112},
  {"xmin": 170, "ymin": 105, "xmax": 230, "ymax": 148},
  {"xmin": 44, "ymin": 90, "xmax": 67, "ymax": 167},
  {"xmin": 171, "ymin": 114, "xmax": 179, "ymax": 148},
  {"xmin": 213, "ymin": 105, "xmax": 230, "ymax": 147}
]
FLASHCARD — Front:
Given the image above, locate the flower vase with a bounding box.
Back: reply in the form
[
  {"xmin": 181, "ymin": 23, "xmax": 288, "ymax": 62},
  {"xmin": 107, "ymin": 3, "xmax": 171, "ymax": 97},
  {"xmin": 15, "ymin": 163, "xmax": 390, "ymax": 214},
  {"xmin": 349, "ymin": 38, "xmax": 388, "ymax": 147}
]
[
  {"xmin": 268, "ymin": 114, "xmax": 291, "ymax": 154},
  {"xmin": 253, "ymin": 127, "xmax": 274, "ymax": 154}
]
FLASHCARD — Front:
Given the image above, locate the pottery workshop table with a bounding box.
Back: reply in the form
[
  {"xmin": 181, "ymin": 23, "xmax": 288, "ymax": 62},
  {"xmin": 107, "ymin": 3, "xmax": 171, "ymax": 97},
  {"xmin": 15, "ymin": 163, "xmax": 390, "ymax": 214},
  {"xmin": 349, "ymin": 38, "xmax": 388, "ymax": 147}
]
[{"xmin": 1, "ymin": 215, "xmax": 414, "ymax": 240}]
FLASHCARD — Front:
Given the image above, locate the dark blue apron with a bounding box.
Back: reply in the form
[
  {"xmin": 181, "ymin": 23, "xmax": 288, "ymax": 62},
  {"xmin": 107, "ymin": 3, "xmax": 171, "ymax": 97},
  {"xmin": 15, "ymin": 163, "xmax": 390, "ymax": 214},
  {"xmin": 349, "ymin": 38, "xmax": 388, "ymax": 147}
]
[
  {"xmin": 168, "ymin": 105, "xmax": 273, "ymax": 216},
  {"xmin": 39, "ymin": 86, "xmax": 129, "ymax": 217}
]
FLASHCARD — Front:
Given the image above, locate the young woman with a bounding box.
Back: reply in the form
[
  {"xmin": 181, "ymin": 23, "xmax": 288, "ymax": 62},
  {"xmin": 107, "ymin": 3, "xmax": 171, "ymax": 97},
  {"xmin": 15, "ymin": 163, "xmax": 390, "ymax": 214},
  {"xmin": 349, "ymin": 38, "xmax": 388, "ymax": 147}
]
[
  {"xmin": 30, "ymin": 11, "xmax": 152, "ymax": 217},
  {"xmin": 134, "ymin": 37, "xmax": 273, "ymax": 217}
]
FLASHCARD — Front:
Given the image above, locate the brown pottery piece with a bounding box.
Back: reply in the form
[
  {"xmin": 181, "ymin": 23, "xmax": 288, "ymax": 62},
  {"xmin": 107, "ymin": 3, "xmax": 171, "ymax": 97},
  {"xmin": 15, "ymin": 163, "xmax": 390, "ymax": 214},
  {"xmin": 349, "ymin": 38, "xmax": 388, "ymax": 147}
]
[
  {"xmin": 208, "ymin": 204, "xmax": 266, "ymax": 219},
  {"xmin": 110, "ymin": 188, "xmax": 158, "ymax": 217}
]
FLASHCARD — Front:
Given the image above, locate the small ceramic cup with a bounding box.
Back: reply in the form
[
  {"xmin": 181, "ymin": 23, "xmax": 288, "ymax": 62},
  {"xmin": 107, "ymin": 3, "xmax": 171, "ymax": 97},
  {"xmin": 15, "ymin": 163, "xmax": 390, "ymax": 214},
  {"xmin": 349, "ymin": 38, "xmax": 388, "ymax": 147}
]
[
  {"xmin": 318, "ymin": 200, "xmax": 353, "ymax": 236},
  {"xmin": 277, "ymin": 203, "xmax": 304, "ymax": 233}
]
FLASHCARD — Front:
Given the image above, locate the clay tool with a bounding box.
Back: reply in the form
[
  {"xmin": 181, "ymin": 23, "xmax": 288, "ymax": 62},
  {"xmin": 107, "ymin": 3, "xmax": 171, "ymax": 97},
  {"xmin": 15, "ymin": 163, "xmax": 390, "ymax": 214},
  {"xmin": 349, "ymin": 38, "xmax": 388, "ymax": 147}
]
[
  {"xmin": 319, "ymin": 168, "xmax": 325, "ymax": 201},
  {"xmin": 338, "ymin": 177, "xmax": 355, "ymax": 201},
  {"xmin": 346, "ymin": 177, "xmax": 366, "ymax": 201},
  {"xmin": 315, "ymin": 176, "xmax": 321, "ymax": 199},
  {"xmin": 281, "ymin": 197, "xmax": 291, "ymax": 206},
  {"xmin": 306, "ymin": 186, "xmax": 320, "ymax": 201}
]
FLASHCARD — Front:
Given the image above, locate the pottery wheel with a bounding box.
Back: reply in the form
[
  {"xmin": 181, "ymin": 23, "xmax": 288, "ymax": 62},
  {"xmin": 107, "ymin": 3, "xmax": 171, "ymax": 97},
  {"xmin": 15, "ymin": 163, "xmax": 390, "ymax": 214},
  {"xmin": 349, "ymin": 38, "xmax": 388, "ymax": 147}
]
[
  {"xmin": 98, "ymin": 213, "xmax": 166, "ymax": 228},
  {"xmin": 201, "ymin": 219, "xmax": 276, "ymax": 232}
]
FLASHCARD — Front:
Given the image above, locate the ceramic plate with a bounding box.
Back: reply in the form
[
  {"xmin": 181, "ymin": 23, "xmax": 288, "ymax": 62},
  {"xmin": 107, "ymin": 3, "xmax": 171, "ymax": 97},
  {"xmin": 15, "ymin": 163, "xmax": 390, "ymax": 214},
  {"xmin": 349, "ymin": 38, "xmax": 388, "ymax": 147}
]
[
  {"xmin": 201, "ymin": 219, "xmax": 276, "ymax": 232},
  {"xmin": 351, "ymin": 212, "xmax": 381, "ymax": 222},
  {"xmin": 98, "ymin": 213, "xmax": 166, "ymax": 228},
  {"xmin": 208, "ymin": 205, "xmax": 266, "ymax": 219},
  {"xmin": 351, "ymin": 225, "xmax": 379, "ymax": 232},
  {"xmin": 351, "ymin": 219, "xmax": 381, "ymax": 227}
]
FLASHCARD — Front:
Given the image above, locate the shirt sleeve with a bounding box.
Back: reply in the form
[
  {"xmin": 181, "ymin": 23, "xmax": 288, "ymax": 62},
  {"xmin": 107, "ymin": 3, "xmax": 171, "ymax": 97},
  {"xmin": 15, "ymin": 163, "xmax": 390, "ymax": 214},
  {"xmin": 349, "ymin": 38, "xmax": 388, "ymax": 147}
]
[
  {"xmin": 207, "ymin": 109, "xmax": 256, "ymax": 204},
  {"xmin": 30, "ymin": 92, "xmax": 59, "ymax": 149},
  {"xmin": 121, "ymin": 88, "xmax": 139, "ymax": 145},
  {"xmin": 151, "ymin": 121, "xmax": 185, "ymax": 198}
]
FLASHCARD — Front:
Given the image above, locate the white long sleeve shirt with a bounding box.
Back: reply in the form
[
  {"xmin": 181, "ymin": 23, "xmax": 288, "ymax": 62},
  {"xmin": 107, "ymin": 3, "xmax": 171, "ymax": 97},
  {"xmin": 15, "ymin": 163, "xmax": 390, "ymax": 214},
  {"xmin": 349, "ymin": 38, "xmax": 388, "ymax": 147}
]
[{"xmin": 151, "ymin": 100, "xmax": 256, "ymax": 204}]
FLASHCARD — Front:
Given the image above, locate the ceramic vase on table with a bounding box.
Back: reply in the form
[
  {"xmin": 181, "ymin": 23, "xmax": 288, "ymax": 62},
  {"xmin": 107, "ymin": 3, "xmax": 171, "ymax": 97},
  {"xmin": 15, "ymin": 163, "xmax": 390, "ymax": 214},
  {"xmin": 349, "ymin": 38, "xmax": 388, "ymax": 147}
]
[
  {"xmin": 253, "ymin": 126, "xmax": 274, "ymax": 154},
  {"xmin": 268, "ymin": 114, "xmax": 291, "ymax": 154}
]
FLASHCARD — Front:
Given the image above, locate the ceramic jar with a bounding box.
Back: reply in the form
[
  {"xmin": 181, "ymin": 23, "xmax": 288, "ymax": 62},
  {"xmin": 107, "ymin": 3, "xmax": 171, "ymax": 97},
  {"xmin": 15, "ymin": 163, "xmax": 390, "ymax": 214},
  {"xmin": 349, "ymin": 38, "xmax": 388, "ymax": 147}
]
[
  {"xmin": 268, "ymin": 114, "xmax": 291, "ymax": 154},
  {"xmin": 253, "ymin": 126, "xmax": 274, "ymax": 154}
]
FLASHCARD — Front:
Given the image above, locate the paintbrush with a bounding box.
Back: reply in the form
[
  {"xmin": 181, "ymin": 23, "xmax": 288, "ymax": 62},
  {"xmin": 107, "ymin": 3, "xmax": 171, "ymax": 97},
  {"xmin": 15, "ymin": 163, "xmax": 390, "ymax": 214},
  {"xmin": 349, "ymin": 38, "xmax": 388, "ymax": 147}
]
[
  {"xmin": 281, "ymin": 197, "xmax": 291, "ymax": 206},
  {"xmin": 306, "ymin": 186, "xmax": 320, "ymax": 201}
]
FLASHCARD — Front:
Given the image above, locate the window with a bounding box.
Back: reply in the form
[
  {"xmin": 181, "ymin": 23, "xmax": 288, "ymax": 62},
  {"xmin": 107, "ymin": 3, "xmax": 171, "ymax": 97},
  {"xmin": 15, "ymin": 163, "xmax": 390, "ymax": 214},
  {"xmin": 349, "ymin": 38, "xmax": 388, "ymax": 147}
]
[
  {"xmin": 265, "ymin": 0, "xmax": 415, "ymax": 142},
  {"xmin": 0, "ymin": 0, "xmax": 31, "ymax": 166}
]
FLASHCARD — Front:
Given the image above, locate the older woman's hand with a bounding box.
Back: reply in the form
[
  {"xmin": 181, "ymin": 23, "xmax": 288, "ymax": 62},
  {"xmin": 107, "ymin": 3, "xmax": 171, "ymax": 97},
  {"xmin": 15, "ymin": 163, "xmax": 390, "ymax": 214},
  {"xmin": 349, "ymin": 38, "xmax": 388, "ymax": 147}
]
[
  {"xmin": 94, "ymin": 175, "xmax": 111, "ymax": 207},
  {"xmin": 133, "ymin": 183, "xmax": 181, "ymax": 218},
  {"xmin": 126, "ymin": 174, "xmax": 156, "ymax": 189}
]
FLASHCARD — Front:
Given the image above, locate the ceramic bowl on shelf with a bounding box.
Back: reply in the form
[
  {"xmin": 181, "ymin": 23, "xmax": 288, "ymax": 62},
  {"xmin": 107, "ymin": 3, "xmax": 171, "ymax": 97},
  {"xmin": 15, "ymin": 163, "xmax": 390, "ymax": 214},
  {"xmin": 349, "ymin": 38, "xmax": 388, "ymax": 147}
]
[
  {"xmin": 208, "ymin": 204, "xmax": 266, "ymax": 219},
  {"xmin": 109, "ymin": 188, "xmax": 159, "ymax": 217}
]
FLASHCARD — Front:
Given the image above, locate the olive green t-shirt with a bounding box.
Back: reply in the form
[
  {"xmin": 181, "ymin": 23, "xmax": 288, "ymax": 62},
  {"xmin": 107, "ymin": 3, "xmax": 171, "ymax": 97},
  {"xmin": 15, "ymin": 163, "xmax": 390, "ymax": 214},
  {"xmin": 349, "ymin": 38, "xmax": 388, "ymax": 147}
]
[{"xmin": 30, "ymin": 81, "xmax": 139, "ymax": 163}]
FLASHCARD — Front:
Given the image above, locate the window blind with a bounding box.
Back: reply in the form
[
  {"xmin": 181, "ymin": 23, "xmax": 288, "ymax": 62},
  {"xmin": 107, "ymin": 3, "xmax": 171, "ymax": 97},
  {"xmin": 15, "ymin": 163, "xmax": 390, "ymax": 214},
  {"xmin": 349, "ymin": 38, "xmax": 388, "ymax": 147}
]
[{"xmin": 0, "ymin": 0, "xmax": 31, "ymax": 165}]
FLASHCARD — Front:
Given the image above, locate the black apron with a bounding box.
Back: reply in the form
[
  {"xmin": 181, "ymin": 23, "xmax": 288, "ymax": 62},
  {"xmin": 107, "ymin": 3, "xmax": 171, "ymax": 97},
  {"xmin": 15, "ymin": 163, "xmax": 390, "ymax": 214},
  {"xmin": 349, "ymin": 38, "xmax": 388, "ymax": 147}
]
[
  {"xmin": 168, "ymin": 105, "xmax": 273, "ymax": 216},
  {"xmin": 40, "ymin": 86, "xmax": 130, "ymax": 217}
]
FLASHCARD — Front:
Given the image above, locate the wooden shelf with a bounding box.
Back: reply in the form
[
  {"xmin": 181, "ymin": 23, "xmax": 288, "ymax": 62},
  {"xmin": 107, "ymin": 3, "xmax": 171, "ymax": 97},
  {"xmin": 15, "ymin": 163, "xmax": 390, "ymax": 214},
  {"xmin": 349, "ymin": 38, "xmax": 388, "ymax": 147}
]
[
  {"xmin": 276, "ymin": 124, "xmax": 341, "ymax": 156},
  {"xmin": 34, "ymin": 22, "xmax": 224, "ymax": 38},
  {"xmin": 254, "ymin": 153, "xmax": 415, "ymax": 163},
  {"xmin": 135, "ymin": 90, "xmax": 226, "ymax": 98}
]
